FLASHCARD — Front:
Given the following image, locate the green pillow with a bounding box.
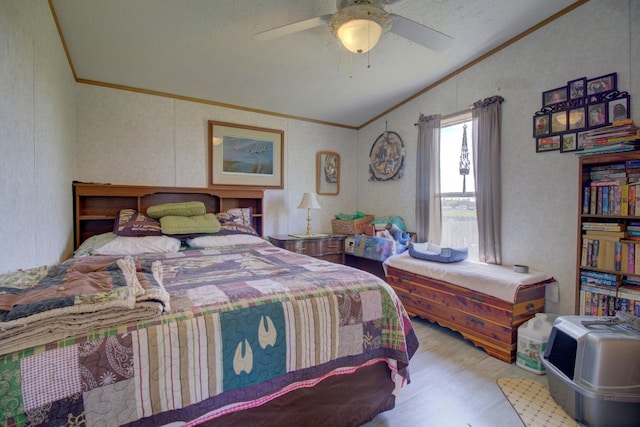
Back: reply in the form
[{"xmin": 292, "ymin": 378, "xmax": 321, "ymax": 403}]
[
  {"xmin": 160, "ymin": 214, "xmax": 221, "ymax": 235},
  {"xmin": 147, "ymin": 201, "xmax": 206, "ymax": 219}
]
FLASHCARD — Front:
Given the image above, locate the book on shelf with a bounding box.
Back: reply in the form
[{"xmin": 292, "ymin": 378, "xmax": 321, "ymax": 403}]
[
  {"xmin": 576, "ymin": 143, "xmax": 638, "ymax": 156},
  {"xmin": 579, "ymin": 289, "xmax": 615, "ymax": 316},
  {"xmin": 626, "ymin": 159, "xmax": 640, "ymax": 170},
  {"xmin": 578, "ymin": 121, "xmax": 640, "ymax": 155},
  {"xmin": 579, "ymin": 270, "xmax": 618, "ymax": 281},
  {"xmin": 614, "ymin": 241, "xmax": 622, "ymax": 271},
  {"xmin": 597, "ymin": 187, "xmax": 603, "ymax": 214},
  {"xmin": 582, "ymin": 222, "xmax": 625, "ymax": 231},
  {"xmin": 581, "ymin": 238, "xmax": 640, "ymax": 273},
  {"xmin": 614, "ymin": 118, "xmax": 634, "ymax": 126},
  {"xmin": 580, "ymin": 283, "xmax": 618, "ymax": 296},
  {"xmin": 584, "ymin": 230, "xmax": 627, "ymax": 238},
  {"xmin": 590, "ymin": 163, "xmax": 627, "ymax": 171},
  {"xmin": 580, "ymin": 276, "xmax": 618, "ymax": 288},
  {"xmin": 583, "ymin": 186, "xmax": 590, "ymax": 214},
  {"xmin": 595, "ymin": 136, "xmax": 640, "ymax": 145},
  {"xmin": 579, "ymin": 286, "xmax": 639, "ymax": 317},
  {"xmin": 615, "ymin": 185, "xmax": 622, "ymax": 214},
  {"xmin": 581, "ymin": 182, "xmax": 640, "ymax": 216},
  {"xmin": 584, "ymin": 121, "xmax": 638, "ymax": 137},
  {"xmin": 619, "ymin": 284, "xmax": 640, "ymax": 298}
]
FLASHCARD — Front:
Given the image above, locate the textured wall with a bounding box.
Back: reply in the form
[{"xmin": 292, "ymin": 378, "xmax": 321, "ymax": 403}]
[
  {"xmin": 357, "ymin": 0, "xmax": 639, "ymax": 315},
  {"xmin": 75, "ymin": 85, "xmax": 358, "ymax": 238},
  {"xmin": 0, "ymin": 0, "xmax": 77, "ymax": 273}
]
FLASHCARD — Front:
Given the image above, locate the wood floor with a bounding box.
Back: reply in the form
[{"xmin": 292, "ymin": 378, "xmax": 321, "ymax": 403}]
[{"xmin": 364, "ymin": 317, "xmax": 550, "ymax": 427}]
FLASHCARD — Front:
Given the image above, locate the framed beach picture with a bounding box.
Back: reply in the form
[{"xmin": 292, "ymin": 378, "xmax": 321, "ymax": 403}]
[{"xmin": 208, "ymin": 120, "xmax": 284, "ymax": 188}]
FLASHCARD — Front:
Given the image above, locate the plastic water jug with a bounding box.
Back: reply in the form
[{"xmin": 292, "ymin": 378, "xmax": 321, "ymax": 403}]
[{"xmin": 516, "ymin": 313, "xmax": 554, "ymax": 374}]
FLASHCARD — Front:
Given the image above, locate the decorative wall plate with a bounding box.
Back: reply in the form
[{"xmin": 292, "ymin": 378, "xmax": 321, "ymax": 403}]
[{"xmin": 369, "ymin": 131, "xmax": 405, "ymax": 181}]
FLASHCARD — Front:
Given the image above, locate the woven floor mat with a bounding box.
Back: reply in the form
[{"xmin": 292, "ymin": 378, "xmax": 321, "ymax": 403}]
[{"xmin": 497, "ymin": 377, "xmax": 579, "ymax": 427}]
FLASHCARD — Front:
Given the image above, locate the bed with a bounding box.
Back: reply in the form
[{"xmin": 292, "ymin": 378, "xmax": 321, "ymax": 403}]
[
  {"xmin": 384, "ymin": 251, "xmax": 553, "ymax": 363},
  {"xmin": 0, "ymin": 183, "xmax": 418, "ymax": 427}
]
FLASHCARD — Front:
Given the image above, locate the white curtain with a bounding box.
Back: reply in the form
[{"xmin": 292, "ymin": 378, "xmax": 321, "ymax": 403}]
[
  {"xmin": 415, "ymin": 114, "xmax": 442, "ymax": 243},
  {"xmin": 472, "ymin": 96, "xmax": 504, "ymax": 264}
]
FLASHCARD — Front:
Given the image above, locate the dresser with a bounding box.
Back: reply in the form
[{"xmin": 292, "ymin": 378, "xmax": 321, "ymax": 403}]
[{"xmin": 268, "ymin": 235, "xmax": 346, "ymax": 264}]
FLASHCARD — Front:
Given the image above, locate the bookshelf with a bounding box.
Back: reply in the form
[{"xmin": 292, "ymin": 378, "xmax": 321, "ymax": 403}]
[{"xmin": 577, "ymin": 152, "xmax": 640, "ymax": 317}]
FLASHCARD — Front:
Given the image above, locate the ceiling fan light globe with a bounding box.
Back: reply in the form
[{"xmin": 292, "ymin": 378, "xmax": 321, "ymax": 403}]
[{"xmin": 337, "ymin": 19, "xmax": 382, "ymax": 53}]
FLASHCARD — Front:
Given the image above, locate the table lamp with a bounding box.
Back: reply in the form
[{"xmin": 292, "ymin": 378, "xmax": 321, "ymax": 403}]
[{"xmin": 296, "ymin": 192, "xmax": 324, "ymax": 237}]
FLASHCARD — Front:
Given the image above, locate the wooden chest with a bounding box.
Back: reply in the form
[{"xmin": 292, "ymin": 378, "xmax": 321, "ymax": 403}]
[{"xmin": 386, "ymin": 266, "xmax": 546, "ymax": 363}]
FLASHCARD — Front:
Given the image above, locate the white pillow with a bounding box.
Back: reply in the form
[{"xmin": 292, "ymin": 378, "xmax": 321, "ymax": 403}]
[
  {"xmin": 94, "ymin": 235, "xmax": 181, "ymax": 255},
  {"xmin": 187, "ymin": 234, "xmax": 263, "ymax": 248},
  {"xmin": 74, "ymin": 232, "xmax": 117, "ymax": 257}
]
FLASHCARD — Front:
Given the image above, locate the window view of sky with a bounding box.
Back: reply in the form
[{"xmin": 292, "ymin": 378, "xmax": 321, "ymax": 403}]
[{"xmin": 440, "ymin": 122, "xmax": 474, "ymax": 194}]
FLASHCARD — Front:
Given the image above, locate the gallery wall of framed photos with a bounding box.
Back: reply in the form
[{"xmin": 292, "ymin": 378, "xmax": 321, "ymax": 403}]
[{"xmin": 533, "ymin": 72, "xmax": 631, "ymax": 153}]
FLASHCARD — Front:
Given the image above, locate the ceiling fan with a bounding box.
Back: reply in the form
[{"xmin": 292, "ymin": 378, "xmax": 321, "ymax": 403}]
[{"xmin": 254, "ymin": 0, "xmax": 454, "ymax": 54}]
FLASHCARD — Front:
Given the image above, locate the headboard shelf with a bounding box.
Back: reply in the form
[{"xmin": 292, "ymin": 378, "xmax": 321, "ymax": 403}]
[{"xmin": 73, "ymin": 182, "xmax": 264, "ymax": 248}]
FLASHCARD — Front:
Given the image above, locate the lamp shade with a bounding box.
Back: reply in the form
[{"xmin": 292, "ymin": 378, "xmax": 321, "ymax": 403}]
[
  {"xmin": 337, "ymin": 19, "xmax": 382, "ymax": 53},
  {"xmin": 298, "ymin": 192, "xmax": 321, "ymax": 210}
]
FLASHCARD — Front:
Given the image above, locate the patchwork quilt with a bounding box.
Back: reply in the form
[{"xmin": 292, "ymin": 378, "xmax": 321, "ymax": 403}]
[
  {"xmin": 0, "ymin": 256, "xmax": 168, "ymax": 356},
  {"xmin": 0, "ymin": 241, "xmax": 418, "ymax": 426}
]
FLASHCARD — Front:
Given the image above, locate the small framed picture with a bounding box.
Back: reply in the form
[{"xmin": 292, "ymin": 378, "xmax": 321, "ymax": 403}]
[
  {"xmin": 533, "ymin": 114, "xmax": 550, "ymax": 137},
  {"xmin": 587, "ymin": 102, "xmax": 607, "ymax": 127},
  {"xmin": 568, "ymin": 77, "xmax": 586, "ymax": 99},
  {"xmin": 568, "ymin": 107, "xmax": 586, "ymax": 130},
  {"xmin": 561, "ymin": 133, "xmax": 578, "ymax": 153},
  {"xmin": 536, "ymin": 135, "xmax": 561, "ymax": 152},
  {"xmin": 586, "ymin": 73, "xmax": 616, "ymax": 95},
  {"xmin": 543, "ymin": 86, "xmax": 568, "ymax": 106},
  {"xmin": 551, "ymin": 111, "xmax": 567, "ymax": 133},
  {"xmin": 608, "ymin": 96, "xmax": 630, "ymax": 123},
  {"xmin": 577, "ymin": 130, "xmax": 591, "ymax": 150}
]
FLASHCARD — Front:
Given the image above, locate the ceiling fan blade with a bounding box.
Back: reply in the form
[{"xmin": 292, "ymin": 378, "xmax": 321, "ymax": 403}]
[
  {"xmin": 254, "ymin": 15, "xmax": 331, "ymax": 41},
  {"xmin": 390, "ymin": 14, "xmax": 453, "ymax": 52}
]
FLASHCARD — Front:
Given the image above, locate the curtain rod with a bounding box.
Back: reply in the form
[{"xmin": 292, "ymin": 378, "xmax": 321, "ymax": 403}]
[{"xmin": 414, "ymin": 106, "xmax": 472, "ymax": 126}]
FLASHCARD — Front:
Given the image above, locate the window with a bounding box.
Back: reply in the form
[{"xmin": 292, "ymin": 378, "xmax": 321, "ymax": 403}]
[{"xmin": 439, "ymin": 113, "xmax": 479, "ymax": 261}]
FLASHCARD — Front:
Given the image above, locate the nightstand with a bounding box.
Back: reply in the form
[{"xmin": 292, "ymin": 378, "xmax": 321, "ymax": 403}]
[{"xmin": 268, "ymin": 235, "xmax": 346, "ymax": 264}]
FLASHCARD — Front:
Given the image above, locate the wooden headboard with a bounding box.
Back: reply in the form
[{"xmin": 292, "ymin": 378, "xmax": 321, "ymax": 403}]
[{"xmin": 73, "ymin": 182, "xmax": 264, "ymax": 248}]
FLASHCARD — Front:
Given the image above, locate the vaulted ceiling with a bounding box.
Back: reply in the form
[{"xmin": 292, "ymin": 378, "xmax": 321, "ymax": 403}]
[{"xmin": 51, "ymin": 0, "xmax": 584, "ymax": 128}]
